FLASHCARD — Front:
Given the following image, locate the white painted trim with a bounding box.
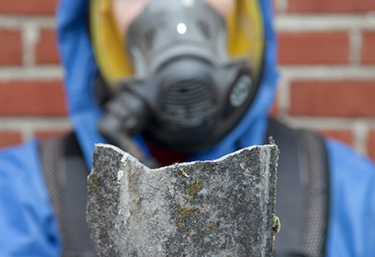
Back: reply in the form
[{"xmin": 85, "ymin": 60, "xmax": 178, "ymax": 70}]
[
  {"xmin": 0, "ymin": 118, "xmax": 71, "ymax": 129},
  {"xmin": 279, "ymin": 66, "xmax": 375, "ymax": 80},
  {"xmin": 0, "ymin": 15, "xmax": 55, "ymax": 28},
  {"xmin": 22, "ymin": 23, "xmax": 39, "ymax": 67},
  {"xmin": 349, "ymin": 29, "xmax": 363, "ymax": 65},
  {"xmin": 279, "ymin": 117, "xmax": 375, "ymax": 129},
  {"xmin": 0, "ymin": 66, "xmax": 63, "ymax": 80},
  {"xmin": 276, "ymin": 15, "xmax": 375, "ymax": 32}
]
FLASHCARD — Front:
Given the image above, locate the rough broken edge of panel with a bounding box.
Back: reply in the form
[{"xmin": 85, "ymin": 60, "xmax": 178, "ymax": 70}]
[{"xmin": 87, "ymin": 143, "xmax": 279, "ymax": 256}]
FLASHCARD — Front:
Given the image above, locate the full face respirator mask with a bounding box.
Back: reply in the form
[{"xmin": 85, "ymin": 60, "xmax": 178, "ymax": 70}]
[{"xmin": 95, "ymin": 0, "xmax": 264, "ymax": 152}]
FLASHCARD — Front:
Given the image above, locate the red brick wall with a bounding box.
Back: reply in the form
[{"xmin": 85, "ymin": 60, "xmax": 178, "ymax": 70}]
[
  {"xmin": 0, "ymin": 1, "xmax": 70, "ymax": 148},
  {"xmin": 0, "ymin": 0, "xmax": 374, "ymax": 162},
  {"xmin": 273, "ymin": 0, "xmax": 375, "ymax": 161}
]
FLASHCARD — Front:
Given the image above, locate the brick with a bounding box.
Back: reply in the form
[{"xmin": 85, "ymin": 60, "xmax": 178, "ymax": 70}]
[
  {"xmin": 320, "ymin": 129, "xmax": 353, "ymax": 146},
  {"xmin": 0, "ymin": 131, "xmax": 22, "ymax": 149},
  {"xmin": 35, "ymin": 29, "xmax": 60, "ymax": 64},
  {"xmin": 0, "ymin": 81, "xmax": 67, "ymax": 116},
  {"xmin": 278, "ymin": 32, "xmax": 349, "ymax": 65},
  {"xmin": 362, "ymin": 32, "xmax": 375, "ymax": 65},
  {"xmin": 268, "ymin": 101, "xmax": 279, "ymax": 118},
  {"xmin": 288, "ymin": 0, "xmax": 375, "ymax": 13},
  {"xmin": 0, "ymin": 0, "xmax": 58, "ymax": 15},
  {"xmin": 290, "ymin": 80, "xmax": 375, "ymax": 117},
  {"xmin": 34, "ymin": 130, "xmax": 69, "ymax": 139},
  {"xmin": 368, "ymin": 130, "xmax": 375, "ymax": 161},
  {"xmin": 0, "ymin": 29, "xmax": 22, "ymax": 66}
]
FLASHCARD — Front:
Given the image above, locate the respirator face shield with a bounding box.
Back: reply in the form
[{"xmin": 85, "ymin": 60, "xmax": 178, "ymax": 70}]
[{"xmin": 90, "ymin": 0, "xmax": 265, "ymax": 152}]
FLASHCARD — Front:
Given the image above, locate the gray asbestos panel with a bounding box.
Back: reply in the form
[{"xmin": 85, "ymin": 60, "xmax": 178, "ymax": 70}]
[{"xmin": 87, "ymin": 144, "xmax": 279, "ymax": 256}]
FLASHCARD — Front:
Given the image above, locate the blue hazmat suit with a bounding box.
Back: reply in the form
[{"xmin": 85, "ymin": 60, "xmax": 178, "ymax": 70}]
[{"xmin": 0, "ymin": 0, "xmax": 375, "ymax": 256}]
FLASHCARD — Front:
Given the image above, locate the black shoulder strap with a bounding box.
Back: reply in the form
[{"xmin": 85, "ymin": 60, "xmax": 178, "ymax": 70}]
[
  {"xmin": 267, "ymin": 119, "xmax": 330, "ymax": 257},
  {"xmin": 38, "ymin": 136, "xmax": 70, "ymax": 256},
  {"xmin": 39, "ymin": 133, "xmax": 95, "ymax": 257}
]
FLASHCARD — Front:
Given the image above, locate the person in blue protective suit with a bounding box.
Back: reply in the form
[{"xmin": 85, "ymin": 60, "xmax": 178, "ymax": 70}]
[{"xmin": 1, "ymin": 0, "xmax": 375, "ymax": 256}]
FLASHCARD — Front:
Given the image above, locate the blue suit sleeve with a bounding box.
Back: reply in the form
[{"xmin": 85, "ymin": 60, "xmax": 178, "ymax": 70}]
[
  {"xmin": 0, "ymin": 140, "xmax": 61, "ymax": 257},
  {"xmin": 326, "ymin": 139, "xmax": 375, "ymax": 257}
]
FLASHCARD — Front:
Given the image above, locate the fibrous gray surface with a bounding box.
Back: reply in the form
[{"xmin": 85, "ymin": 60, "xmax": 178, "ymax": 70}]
[{"xmin": 87, "ymin": 144, "xmax": 279, "ymax": 257}]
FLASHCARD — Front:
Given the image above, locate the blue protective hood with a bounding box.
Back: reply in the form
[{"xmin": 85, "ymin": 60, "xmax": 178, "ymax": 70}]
[{"xmin": 56, "ymin": 0, "xmax": 279, "ymax": 167}]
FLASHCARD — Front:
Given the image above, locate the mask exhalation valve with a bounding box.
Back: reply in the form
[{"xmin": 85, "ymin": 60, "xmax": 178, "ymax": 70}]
[{"xmin": 230, "ymin": 75, "xmax": 252, "ymax": 108}]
